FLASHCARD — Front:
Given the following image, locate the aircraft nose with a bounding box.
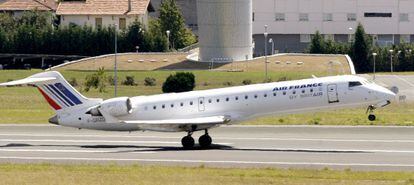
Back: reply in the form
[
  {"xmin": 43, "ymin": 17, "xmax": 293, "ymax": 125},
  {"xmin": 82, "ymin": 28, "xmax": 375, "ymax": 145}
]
[
  {"xmin": 48, "ymin": 115, "xmax": 59, "ymax": 125},
  {"xmin": 379, "ymin": 87, "xmax": 396, "ymax": 101}
]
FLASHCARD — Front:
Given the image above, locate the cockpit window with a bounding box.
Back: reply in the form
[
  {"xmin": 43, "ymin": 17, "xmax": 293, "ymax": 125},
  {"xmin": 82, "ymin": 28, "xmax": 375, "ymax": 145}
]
[{"xmin": 349, "ymin": 81, "xmax": 363, "ymax": 87}]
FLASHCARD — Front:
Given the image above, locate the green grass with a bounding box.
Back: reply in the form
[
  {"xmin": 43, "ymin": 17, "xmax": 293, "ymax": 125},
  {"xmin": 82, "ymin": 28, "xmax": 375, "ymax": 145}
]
[
  {"xmin": 0, "ymin": 69, "xmax": 413, "ymax": 125},
  {"xmin": 0, "ymin": 163, "xmax": 413, "ymax": 185}
]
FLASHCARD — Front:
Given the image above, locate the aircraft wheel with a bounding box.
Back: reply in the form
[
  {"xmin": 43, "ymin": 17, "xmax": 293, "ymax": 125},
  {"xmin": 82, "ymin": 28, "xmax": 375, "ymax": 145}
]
[
  {"xmin": 181, "ymin": 135, "xmax": 195, "ymax": 149},
  {"xmin": 199, "ymin": 134, "xmax": 212, "ymax": 149},
  {"xmin": 368, "ymin": 114, "xmax": 376, "ymax": 121}
]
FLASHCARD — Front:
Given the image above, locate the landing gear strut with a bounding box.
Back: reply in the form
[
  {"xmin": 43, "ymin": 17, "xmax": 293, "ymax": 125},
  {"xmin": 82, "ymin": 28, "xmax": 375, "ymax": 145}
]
[
  {"xmin": 181, "ymin": 132, "xmax": 195, "ymax": 149},
  {"xmin": 367, "ymin": 105, "xmax": 376, "ymax": 121},
  {"xmin": 198, "ymin": 130, "xmax": 212, "ymax": 149}
]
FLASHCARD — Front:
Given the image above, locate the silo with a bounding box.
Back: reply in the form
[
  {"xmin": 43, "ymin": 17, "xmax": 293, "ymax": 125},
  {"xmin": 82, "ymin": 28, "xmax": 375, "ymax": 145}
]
[{"xmin": 197, "ymin": 0, "xmax": 252, "ymax": 62}]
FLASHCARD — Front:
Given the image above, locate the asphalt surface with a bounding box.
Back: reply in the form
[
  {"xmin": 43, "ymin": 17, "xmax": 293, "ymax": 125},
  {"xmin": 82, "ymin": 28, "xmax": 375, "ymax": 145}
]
[{"xmin": 1, "ymin": 124, "xmax": 414, "ymax": 171}]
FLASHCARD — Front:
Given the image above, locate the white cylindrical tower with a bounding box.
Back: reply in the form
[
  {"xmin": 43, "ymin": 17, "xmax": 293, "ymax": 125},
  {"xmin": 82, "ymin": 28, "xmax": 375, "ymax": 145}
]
[{"xmin": 197, "ymin": 0, "xmax": 252, "ymax": 62}]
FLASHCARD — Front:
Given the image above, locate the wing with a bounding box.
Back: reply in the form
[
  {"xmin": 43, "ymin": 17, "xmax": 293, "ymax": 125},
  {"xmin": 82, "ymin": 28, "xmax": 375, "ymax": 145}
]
[
  {"xmin": 123, "ymin": 116, "xmax": 230, "ymax": 125},
  {"xmin": 122, "ymin": 116, "xmax": 231, "ymax": 132}
]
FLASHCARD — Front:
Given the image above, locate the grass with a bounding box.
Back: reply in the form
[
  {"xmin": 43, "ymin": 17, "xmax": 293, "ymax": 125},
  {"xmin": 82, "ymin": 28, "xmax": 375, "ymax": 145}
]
[
  {"xmin": 0, "ymin": 163, "xmax": 413, "ymax": 185},
  {"xmin": 0, "ymin": 69, "xmax": 413, "ymax": 125}
]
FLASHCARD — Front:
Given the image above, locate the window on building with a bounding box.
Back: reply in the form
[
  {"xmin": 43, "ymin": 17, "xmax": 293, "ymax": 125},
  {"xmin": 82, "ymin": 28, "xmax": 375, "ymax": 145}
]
[
  {"xmin": 364, "ymin": 12, "xmax": 392, "ymax": 18},
  {"xmin": 401, "ymin": 35, "xmax": 411, "ymax": 43},
  {"xmin": 323, "ymin": 13, "xmax": 333, "ymax": 22},
  {"xmin": 324, "ymin": 34, "xmax": 334, "ymax": 41},
  {"xmin": 299, "ymin": 13, "xmax": 309, "ymax": 21},
  {"xmin": 275, "ymin": 13, "xmax": 285, "ymax": 21},
  {"xmin": 400, "ymin": 13, "xmax": 409, "ymax": 22},
  {"xmin": 347, "ymin": 13, "xmax": 356, "ymax": 21},
  {"xmin": 119, "ymin": 18, "xmax": 127, "ymax": 30},
  {"xmin": 300, "ymin": 34, "xmax": 311, "ymax": 43},
  {"xmin": 95, "ymin": 18, "xmax": 102, "ymax": 28}
]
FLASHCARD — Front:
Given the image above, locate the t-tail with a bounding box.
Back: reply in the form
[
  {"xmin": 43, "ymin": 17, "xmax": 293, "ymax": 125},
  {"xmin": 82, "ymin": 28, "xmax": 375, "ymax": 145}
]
[{"xmin": 0, "ymin": 71, "xmax": 102, "ymax": 122}]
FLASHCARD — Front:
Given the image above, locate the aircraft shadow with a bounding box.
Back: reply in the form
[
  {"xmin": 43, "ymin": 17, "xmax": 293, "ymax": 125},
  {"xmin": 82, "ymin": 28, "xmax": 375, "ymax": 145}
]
[{"xmin": 0, "ymin": 143, "xmax": 369, "ymax": 154}]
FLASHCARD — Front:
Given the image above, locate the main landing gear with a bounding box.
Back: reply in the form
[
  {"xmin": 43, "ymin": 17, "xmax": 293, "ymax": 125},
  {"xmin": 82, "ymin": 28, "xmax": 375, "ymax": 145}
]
[
  {"xmin": 181, "ymin": 130, "xmax": 212, "ymax": 149},
  {"xmin": 366, "ymin": 105, "xmax": 376, "ymax": 121}
]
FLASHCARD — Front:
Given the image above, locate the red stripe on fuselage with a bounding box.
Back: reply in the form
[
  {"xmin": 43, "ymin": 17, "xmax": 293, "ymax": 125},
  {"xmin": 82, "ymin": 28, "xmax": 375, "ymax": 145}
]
[{"xmin": 37, "ymin": 87, "xmax": 61, "ymax": 110}]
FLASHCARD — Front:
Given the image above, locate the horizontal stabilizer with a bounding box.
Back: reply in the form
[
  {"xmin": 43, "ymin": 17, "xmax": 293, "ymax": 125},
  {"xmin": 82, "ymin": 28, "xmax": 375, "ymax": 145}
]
[
  {"xmin": 123, "ymin": 116, "xmax": 230, "ymax": 125},
  {"xmin": 0, "ymin": 77, "xmax": 56, "ymax": 86}
]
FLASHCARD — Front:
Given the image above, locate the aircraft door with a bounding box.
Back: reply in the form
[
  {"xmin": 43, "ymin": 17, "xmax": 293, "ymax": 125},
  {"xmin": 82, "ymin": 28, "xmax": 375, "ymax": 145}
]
[
  {"xmin": 327, "ymin": 84, "xmax": 339, "ymax": 103},
  {"xmin": 198, "ymin": 97, "xmax": 205, "ymax": 111}
]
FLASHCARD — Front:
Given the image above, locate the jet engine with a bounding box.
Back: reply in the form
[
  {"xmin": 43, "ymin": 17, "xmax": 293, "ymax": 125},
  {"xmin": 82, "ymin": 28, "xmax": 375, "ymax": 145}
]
[{"xmin": 89, "ymin": 97, "xmax": 132, "ymax": 117}]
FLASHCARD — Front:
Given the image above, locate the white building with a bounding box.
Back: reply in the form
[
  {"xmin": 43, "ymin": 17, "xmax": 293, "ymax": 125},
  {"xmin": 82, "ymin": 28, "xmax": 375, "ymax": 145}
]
[
  {"xmin": 56, "ymin": 0, "xmax": 154, "ymax": 30},
  {"xmin": 253, "ymin": 0, "xmax": 414, "ymax": 54}
]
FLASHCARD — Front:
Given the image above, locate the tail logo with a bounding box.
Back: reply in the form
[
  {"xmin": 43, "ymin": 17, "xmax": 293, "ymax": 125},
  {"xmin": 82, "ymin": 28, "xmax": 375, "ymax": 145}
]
[{"xmin": 38, "ymin": 83, "xmax": 83, "ymax": 110}]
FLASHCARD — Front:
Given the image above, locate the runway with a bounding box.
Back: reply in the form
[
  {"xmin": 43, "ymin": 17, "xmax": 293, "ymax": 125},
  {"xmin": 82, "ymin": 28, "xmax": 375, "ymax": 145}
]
[{"xmin": 1, "ymin": 124, "xmax": 414, "ymax": 171}]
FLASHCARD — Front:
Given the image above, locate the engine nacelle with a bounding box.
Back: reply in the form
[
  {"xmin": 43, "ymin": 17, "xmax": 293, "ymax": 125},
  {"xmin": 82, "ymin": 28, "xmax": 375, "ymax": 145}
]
[{"xmin": 89, "ymin": 97, "xmax": 132, "ymax": 117}]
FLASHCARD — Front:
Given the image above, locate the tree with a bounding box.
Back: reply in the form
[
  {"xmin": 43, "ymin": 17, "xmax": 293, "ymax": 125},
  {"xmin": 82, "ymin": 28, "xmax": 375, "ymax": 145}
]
[
  {"xmin": 309, "ymin": 31, "xmax": 325, "ymax": 54},
  {"xmin": 162, "ymin": 72, "xmax": 195, "ymax": 93},
  {"xmin": 352, "ymin": 23, "xmax": 372, "ymax": 73},
  {"xmin": 159, "ymin": 0, "xmax": 196, "ymax": 49}
]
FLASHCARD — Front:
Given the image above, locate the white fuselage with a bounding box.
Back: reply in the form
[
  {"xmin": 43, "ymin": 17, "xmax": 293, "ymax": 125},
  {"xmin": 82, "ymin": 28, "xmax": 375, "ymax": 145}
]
[{"xmin": 58, "ymin": 75, "xmax": 395, "ymax": 132}]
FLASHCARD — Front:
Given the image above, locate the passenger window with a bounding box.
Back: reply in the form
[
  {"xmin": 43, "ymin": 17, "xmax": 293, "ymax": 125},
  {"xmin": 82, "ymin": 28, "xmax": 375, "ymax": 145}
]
[
  {"xmin": 162, "ymin": 104, "xmax": 165, "ymax": 109},
  {"xmin": 216, "ymin": 99, "xmax": 220, "ymax": 103},
  {"xmin": 200, "ymin": 100, "xmax": 203, "ymax": 104},
  {"xmin": 226, "ymin": 97, "xmax": 229, "ymax": 102},
  {"xmin": 349, "ymin": 81, "xmax": 363, "ymax": 88},
  {"xmin": 264, "ymin": 94, "xmax": 267, "ymax": 97},
  {"xmin": 273, "ymin": 92, "xmax": 277, "ymax": 96},
  {"xmin": 292, "ymin": 91, "xmax": 296, "ymax": 95},
  {"xmin": 153, "ymin": 106, "xmax": 157, "ymax": 110},
  {"xmin": 171, "ymin": 104, "xmax": 174, "ymax": 108},
  {"xmin": 190, "ymin": 101, "xmax": 193, "ymax": 105},
  {"xmin": 283, "ymin": 92, "xmax": 287, "ymax": 95},
  {"xmin": 302, "ymin": 90, "xmax": 305, "ymax": 94},
  {"xmin": 208, "ymin": 99, "xmax": 212, "ymax": 103},
  {"xmin": 254, "ymin": 94, "xmax": 258, "ymax": 98},
  {"xmin": 310, "ymin": 89, "xmax": 313, "ymax": 93},
  {"xmin": 180, "ymin": 102, "xmax": 184, "ymax": 106},
  {"xmin": 245, "ymin": 95, "xmax": 248, "ymax": 99},
  {"xmin": 235, "ymin": 96, "xmax": 239, "ymax": 100}
]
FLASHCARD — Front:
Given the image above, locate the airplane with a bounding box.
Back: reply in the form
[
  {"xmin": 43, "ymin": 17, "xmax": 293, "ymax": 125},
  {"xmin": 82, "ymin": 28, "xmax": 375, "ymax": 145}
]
[{"xmin": 0, "ymin": 71, "xmax": 395, "ymax": 149}]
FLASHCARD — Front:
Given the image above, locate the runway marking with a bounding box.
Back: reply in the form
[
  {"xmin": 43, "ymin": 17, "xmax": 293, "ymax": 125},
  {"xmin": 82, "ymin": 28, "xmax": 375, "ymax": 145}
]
[
  {"xmin": 1, "ymin": 156, "xmax": 414, "ymax": 168},
  {"xmin": 237, "ymin": 147, "xmax": 414, "ymax": 154},
  {"xmin": 1, "ymin": 133, "xmax": 414, "ymax": 143},
  {"xmin": 0, "ymin": 139, "xmax": 232, "ymax": 145},
  {"xmin": 0, "ymin": 148, "xmax": 156, "ymax": 154}
]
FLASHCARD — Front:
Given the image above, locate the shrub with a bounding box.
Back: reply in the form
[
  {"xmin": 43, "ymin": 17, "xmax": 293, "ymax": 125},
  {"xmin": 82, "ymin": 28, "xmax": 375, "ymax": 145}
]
[
  {"xmin": 84, "ymin": 67, "xmax": 106, "ymax": 92},
  {"xmin": 68, "ymin": 77, "xmax": 78, "ymax": 87},
  {"xmin": 162, "ymin": 72, "xmax": 195, "ymax": 93},
  {"xmin": 144, "ymin": 77, "xmax": 156, "ymax": 86},
  {"xmin": 222, "ymin": 81, "xmax": 234, "ymax": 86},
  {"xmin": 122, "ymin": 75, "xmax": 137, "ymax": 86},
  {"xmin": 242, "ymin": 79, "xmax": 252, "ymax": 85},
  {"xmin": 107, "ymin": 75, "xmax": 115, "ymax": 85}
]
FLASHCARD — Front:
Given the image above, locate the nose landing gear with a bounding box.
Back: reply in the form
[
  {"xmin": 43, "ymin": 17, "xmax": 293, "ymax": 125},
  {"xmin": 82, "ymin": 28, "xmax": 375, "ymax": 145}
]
[{"xmin": 366, "ymin": 105, "xmax": 376, "ymax": 121}]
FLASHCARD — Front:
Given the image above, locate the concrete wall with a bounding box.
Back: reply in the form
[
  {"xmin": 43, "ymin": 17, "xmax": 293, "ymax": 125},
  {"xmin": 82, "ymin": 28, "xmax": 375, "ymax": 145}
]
[{"xmin": 197, "ymin": 0, "xmax": 253, "ymax": 62}]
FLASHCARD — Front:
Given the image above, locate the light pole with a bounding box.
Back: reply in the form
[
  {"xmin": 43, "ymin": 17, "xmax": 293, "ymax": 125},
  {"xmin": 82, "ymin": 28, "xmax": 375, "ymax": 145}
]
[
  {"xmin": 348, "ymin": 27, "xmax": 353, "ymax": 43},
  {"xmin": 389, "ymin": 49, "xmax": 394, "ymax": 73},
  {"xmin": 269, "ymin": 38, "xmax": 274, "ymax": 55},
  {"xmin": 372, "ymin": 52, "xmax": 377, "ymax": 80},
  {"xmin": 136, "ymin": 46, "xmax": 139, "ymax": 53},
  {"xmin": 166, "ymin": 30, "xmax": 170, "ymax": 51},
  {"xmin": 264, "ymin": 25, "xmax": 268, "ymax": 81},
  {"xmin": 114, "ymin": 24, "xmax": 118, "ymax": 97}
]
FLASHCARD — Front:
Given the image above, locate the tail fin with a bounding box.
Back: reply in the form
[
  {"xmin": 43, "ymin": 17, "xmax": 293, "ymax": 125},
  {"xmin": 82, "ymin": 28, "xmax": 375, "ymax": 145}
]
[{"xmin": 0, "ymin": 71, "xmax": 100, "ymax": 111}]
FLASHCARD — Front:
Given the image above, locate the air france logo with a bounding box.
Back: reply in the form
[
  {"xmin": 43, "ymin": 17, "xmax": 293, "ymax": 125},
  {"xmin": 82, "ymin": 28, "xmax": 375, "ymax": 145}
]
[{"xmin": 273, "ymin": 83, "xmax": 323, "ymax": 91}]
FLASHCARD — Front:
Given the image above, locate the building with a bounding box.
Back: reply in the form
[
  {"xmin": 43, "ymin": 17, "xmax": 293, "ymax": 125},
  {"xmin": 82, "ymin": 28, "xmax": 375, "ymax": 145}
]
[
  {"xmin": 56, "ymin": 0, "xmax": 154, "ymax": 30},
  {"xmin": 0, "ymin": 0, "xmax": 57, "ymax": 17},
  {"xmin": 197, "ymin": 0, "xmax": 252, "ymax": 62},
  {"xmin": 253, "ymin": 0, "xmax": 414, "ymax": 55}
]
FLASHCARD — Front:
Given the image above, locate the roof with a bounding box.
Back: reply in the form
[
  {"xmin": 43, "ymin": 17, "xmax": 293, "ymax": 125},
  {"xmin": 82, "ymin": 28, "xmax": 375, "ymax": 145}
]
[
  {"xmin": 0, "ymin": 0, "xmax": 57, "ymax": 11},
  {"xmin": 56, "ymin": 0, "xmax": 154, "ymax": 16}
]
